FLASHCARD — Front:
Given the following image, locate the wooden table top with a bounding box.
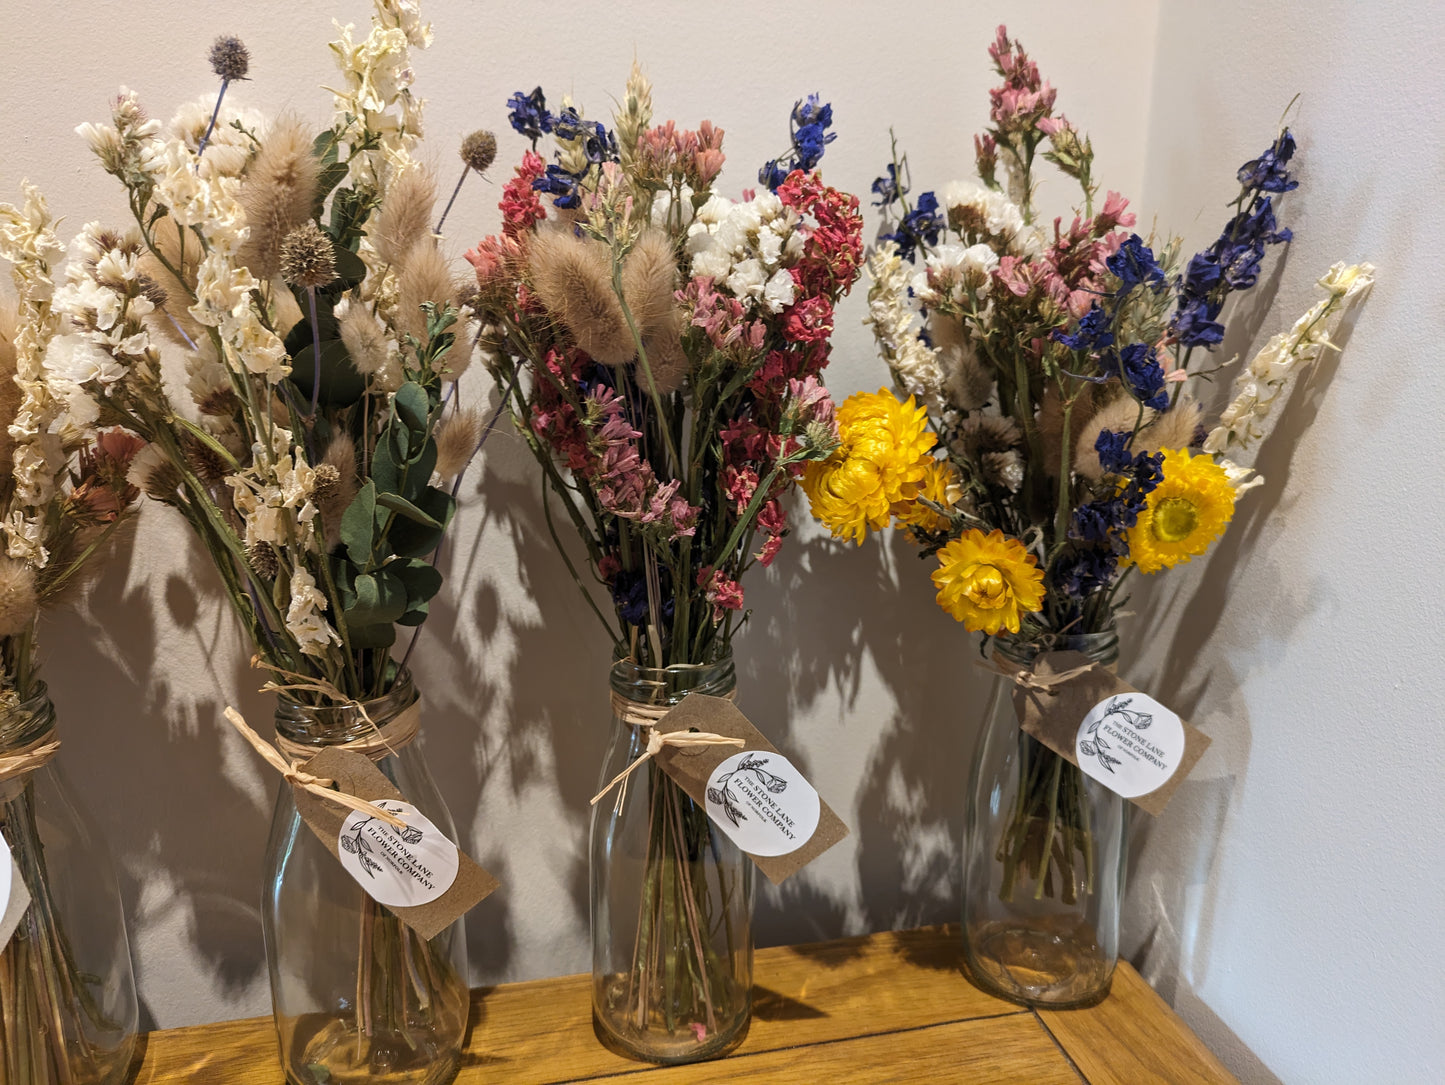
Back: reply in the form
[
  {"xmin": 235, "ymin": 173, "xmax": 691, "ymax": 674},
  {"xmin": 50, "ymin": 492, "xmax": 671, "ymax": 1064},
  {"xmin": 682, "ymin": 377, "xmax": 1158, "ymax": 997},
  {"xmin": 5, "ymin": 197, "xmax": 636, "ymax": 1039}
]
[{"xmin": 130, "ymin": 925, "xmax": 1237, "ymax": 1083}]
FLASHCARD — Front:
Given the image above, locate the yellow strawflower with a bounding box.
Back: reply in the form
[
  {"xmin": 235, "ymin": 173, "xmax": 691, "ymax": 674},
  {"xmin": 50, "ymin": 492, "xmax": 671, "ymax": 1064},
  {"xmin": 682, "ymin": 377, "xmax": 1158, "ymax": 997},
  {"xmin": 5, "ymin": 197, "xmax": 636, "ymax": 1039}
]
[
  {"xmin": 931, "ymin": 529, "xmax": 1045, "ymax": 634},
  {"xmin": 1126, "ymin": 448, "xmax": 1236, "ymax": 574},
  {"xmin": 802, "ymin": 389, "xmax": 935, "ymax": 544},
  {"xmin": 901, "ymin": 458, "xmax": 963, "ymax": 534}
]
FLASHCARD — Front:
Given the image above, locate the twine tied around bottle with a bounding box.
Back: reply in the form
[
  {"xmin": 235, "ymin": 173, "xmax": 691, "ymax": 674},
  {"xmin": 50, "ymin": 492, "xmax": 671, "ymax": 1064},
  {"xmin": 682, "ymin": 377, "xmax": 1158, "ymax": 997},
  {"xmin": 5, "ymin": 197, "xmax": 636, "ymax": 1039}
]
[
  {"xmin": 0, "ymin": 737, "xmax": 60, "ymax": 785},
  {"xmin": 224, "ymin": 707, "xmax": 408, "ymax": 828},
  {"xmin": 590, "ymin": 725, "xmax": 744, "ymax": 806},
  {"xmin": 221, "ymin": 659, "xmax": 426, "ymax": 828},
  {"xmin": 978, "ymin": 654, "xmax": 1098, "ymax": 693}
]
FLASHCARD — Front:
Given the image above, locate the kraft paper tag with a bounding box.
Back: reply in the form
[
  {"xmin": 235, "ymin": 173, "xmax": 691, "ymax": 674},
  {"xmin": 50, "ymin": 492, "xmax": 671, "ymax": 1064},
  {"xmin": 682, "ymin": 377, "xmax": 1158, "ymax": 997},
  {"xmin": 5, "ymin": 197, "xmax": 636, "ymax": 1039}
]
[
  {"xmin": 0, "ymin": 847, "xmax": 28, "ymax": 952},
  {"xmin": 1007, "ymin": 650, "xmax": 1211, "ymax": 816},
  {"xmin": 293, "ymin": 747, "xmax": 499, "ymax": 940},
  {"xmin": 650, "ymin": 695, "xmax": 849, "ymax": 885}
]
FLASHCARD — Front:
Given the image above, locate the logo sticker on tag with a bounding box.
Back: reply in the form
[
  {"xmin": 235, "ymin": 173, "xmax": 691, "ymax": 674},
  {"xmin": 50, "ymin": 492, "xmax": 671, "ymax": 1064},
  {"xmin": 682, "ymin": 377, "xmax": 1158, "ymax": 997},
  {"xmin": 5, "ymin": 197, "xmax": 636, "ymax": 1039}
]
[
  {"xmin": 704, "ymin": 752, "xmax": 820, "ymax": 857},
  {"xmin": 1075, "ymin": 693, "xmax": 1186, "ymax": 798},
  {"xmin": 0, "ymin": 838, "xmax": 28, "ymax": 952},
  {"xmin": 337, "ymin": 800, "xmax": 460, "ymax": 908}
]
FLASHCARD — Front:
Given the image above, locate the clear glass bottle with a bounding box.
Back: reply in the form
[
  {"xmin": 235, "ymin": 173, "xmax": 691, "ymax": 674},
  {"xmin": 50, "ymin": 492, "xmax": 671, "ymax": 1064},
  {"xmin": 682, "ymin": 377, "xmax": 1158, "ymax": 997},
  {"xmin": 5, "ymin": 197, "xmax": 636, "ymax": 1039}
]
[
  {"xmin": 590, "ymin": 653, "xmax": 753, "ymax": 1064},
  {"xmin": 262, "ymin": 676, "xmax": 468, "ymax": 1085},
  {"xmin": 0, "ymin": 683, "xmax": 138, "ymax": 1084},
  {"xmin": 961, "ymin": 631, "xmax": 1127, "ymax": 1008}
]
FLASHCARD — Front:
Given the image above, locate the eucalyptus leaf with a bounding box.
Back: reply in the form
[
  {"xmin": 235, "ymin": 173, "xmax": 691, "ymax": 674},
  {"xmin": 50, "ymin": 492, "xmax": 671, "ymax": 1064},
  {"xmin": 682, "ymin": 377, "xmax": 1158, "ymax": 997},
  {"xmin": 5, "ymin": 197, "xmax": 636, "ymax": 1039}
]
[
  {"xmin": 376, "ymin": 492, "xmax": 444, "ymax": 530},
  {"xmin": 340, "ymin": 481, "xmax": 377, "ymax": 566},
  {"xmin": 289, "ymin": 339, "xmax": 365, "ymax": 407},
  {"xmin": 345, "ymin": 568, "xmax": 407, "ymax": 627},
  {"xmin": 388, "ymin": 487, "xmax": 455, "ymax": 559},
  {"xmin": 393, "ymin": 382, "xmax": 430, "ymax": 436}
]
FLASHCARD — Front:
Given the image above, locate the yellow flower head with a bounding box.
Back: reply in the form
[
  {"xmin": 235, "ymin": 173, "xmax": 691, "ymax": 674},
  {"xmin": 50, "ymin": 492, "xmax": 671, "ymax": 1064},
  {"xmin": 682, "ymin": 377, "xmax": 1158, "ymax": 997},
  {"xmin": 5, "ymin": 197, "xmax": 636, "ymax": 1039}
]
[
  {"xmin": 1126, "ymin": 448, "xmax": 1236, "ymax": 574},
  {"xmin": 901, "ymin": 458, "xmax": 963, "ymax": 534},
  {"xmin": 931, "ymin": 529, "xmax": 1045, "ymax": 634},
  {"xmin": 802, "ymin": 389, "xmax": 935, "ymax": 544}
]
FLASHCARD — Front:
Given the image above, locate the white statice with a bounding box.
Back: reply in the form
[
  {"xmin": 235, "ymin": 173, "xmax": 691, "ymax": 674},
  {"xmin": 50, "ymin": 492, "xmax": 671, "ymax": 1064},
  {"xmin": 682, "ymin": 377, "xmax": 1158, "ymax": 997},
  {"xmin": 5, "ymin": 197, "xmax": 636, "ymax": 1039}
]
[
  {"xmin": 1, "ymin": 186, "xmax": 70, "ymax": 517},
  {"xmin": 2, "ymin": 511, "xmax": 48, "ymax": 567},
  {"xmin": 140, "ymin": 139, "xmax": 246, "ymax": 256},
  {"xmin": 168, "ymin": 95, "xmax": 266, "ymax": 180},
  {"xmin": 911, "ymin": 242, "xmax": 999, "ymax": 308},
  {"xmin": 327, "ymin": 2, "xmax": 430, "ymax": 187},
  {"xmin": 51, "ymin": 226, "xmax": 161, "ymax": 416},
  {"xmin": 649, "ymin": 184, "xmax": 697, "ymax": 231},
  {"xmin": 942, "ymin": 180, "xmax": 1041, "ymax": 255},
  {"xmin": 227, "ymin": 431, "xmax": 321, "ymax": 551},
  {"xmin": 1203, "ymin": 262, "xmax": 1375, "ymax": 456},
  {"xmin": 863, "ymin": 242, "xmax": 944, "ymax": 404},
  {"xmin": 686, "ymin": 191, "xmax": 801, "ymax": 314},
  {"xmin": 285, "ymin": 567, "xmax": 342, "ymax": 658}
]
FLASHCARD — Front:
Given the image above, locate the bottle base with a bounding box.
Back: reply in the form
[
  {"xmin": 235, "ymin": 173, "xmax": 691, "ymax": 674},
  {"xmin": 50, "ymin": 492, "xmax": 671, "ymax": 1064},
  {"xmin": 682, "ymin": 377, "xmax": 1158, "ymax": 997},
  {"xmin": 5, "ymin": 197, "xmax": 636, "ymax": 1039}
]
[
  {"xmin": 962, "ymin": 918, "xmax": 1114, "ymax": 1009},
  {"xmin": 281, "ymin": 1012, "xmax": 464, "ymax": 1085},
  {"xmin": 591, "ymin": 973, "xmax": 750, "ymax": 1065}
]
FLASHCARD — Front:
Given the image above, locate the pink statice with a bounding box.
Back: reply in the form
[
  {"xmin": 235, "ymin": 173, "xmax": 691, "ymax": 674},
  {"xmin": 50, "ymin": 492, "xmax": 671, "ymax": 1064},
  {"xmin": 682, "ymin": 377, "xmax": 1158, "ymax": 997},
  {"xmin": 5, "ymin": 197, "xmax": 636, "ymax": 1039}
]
[
  {"xmin": 680, "ymin": 277, "xmax": 764, "ymax": 352},
  {"xmin": 501, "ymin": 151, "xmax": 547, "ymax": 239},
  {"xmin": 987, "ymin": 26, "xmax": 1057, "ymax": 134},
  {"xmin": 754, "ymin": 498, "xmax": 788, "ymax": 567},
  {"xmin": 697, "ymin": 566, "xmax": 744, "ymax": 623},
  {"xmin": 782, "ymin": 294, "xmax": 834, "ymax": 345},
  {"xmin": 723, "ymin": 465, "xmax": 759, "ymax": 514},
  {"xmin": 637, "ymin": 120, "xmax": 727, "ymax": 190},
  {"xmin": 786, "ymin": 375, "xmax": 836, "ymax": 436}
]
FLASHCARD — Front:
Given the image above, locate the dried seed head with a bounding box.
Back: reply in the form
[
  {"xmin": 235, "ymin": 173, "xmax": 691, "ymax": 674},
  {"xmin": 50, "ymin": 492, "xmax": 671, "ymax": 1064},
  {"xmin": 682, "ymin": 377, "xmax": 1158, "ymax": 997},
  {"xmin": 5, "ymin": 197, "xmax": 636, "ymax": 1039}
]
[
  {"xmin": 337, "ymin": 302, "xmax": 389, "ymax": 375},
  {"xmin": 460, "ymin": 130, "xmax": 497, "ymax": 174},
  {"xmin": 434, "ymin": 408, "xmax": 482, "ymax": 481},
  {"xmin": 180, "ymin": 431, "xmax": 230, "ymax": 485},
  {"xmin": 311, "ymin": 462, "xmax": 341, "ymax": 502},
  {"xmin": 527, "ymin": 229, "xmax": 633, "ymax": 366},
  {"xmin": 318, "ymin": 434, "xmax": 359, "ymax": 551},
  {"xmin": 209, "ymin": 36, "xmax": 251, "ymax": 82},
  {"xmin": 238, "ymin": 117, "xmax": 321, "ymax": 284},
  {"xmin": 395, "ymin": 239, "xmax": 459, "ymax": 344},
  {"xmin": 246, "ymin": 542, "xmax": 278, "ymax": 581},
  {"xmin": 126, "ymin": 445, "xmax": 184, "ymax": 504},
  {"xmin": 279, "ymin": 221, "xmax": 337, "ymax": 289},
  {"xmin": 371, "ymin": 166, "xmax": 435, "ymax": 267},
  {"xmin": 0, "ymin": 557, "xmax": 37, "ymax": 638}
]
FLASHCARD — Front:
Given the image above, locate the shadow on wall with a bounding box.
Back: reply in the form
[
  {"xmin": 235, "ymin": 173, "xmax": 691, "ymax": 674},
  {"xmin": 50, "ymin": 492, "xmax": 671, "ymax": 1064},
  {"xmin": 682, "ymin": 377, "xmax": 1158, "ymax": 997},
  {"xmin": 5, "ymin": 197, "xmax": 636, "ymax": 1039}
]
[
  {"xmin": 744, "ymin": 526, "xmax": 994, "ymax": 947},
  {"xmin": 41, "ymin": 517, "xmax": 275, "ymax": 1031},
  {"xmin": 1119, "ymin": 249, "xmax": 1367, "ymax": 1058}
]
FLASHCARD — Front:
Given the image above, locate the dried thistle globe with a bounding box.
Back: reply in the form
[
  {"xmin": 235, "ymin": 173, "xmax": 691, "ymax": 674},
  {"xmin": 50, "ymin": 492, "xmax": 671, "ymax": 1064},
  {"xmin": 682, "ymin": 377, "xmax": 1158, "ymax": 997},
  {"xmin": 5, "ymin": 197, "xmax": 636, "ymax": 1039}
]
[
  {"xmin": 460, "ymin": 129, "xmax": 497, "ymax": 174},
  {"xmin": 279, "ymin": 221, "xmax": 338, "ymax": 289},
  {"xmin": 209, "ymin": 35, "xmax": 251, "ymax": 82}
]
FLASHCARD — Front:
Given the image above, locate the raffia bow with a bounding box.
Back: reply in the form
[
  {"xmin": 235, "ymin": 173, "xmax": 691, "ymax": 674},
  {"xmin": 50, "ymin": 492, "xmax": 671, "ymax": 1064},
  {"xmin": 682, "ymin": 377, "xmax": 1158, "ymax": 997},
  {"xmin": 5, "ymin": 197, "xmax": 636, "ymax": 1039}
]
[
  {"xmin": 977, "ymin": 654, "xmax": 1097, "ymax": 693},
  {"xmin": 224, "ymin": 707, "xmax": 407, "ymax": 828},
  {"xmin": 590, "ymin": 726, "xmax": 744, "ymax": 806}
]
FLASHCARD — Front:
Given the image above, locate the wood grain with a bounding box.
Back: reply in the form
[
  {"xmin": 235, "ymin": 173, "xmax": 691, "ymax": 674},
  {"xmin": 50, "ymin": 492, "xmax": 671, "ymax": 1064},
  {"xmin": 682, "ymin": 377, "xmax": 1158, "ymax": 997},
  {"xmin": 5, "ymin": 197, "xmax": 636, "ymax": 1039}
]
[
  {"xmin": 595, "ymin": 1015, "xmax": 1083, "ymax": 1084},
  {"xmin": 459, "ymin": 925, "xmax": 1014, "ymax": 1084},
  {"xmin": 132, "ymin": 925, "xmax": 1233, "ymax": 1084},
  {"xmin": 1036, "ymin": 963, "xmax": 1239, "ymax": 1085}
]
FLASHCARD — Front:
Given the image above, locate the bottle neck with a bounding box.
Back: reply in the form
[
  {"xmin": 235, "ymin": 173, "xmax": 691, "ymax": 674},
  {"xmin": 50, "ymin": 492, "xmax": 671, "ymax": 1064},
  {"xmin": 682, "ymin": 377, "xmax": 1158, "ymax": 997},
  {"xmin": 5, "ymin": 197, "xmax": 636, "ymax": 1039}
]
[
  {"xmin": 609, "ymin": 650, "xmax": 737, "ymax": 711},
  {"xmin": 273, "ymin": 676, "xmax": 419, "ymax": 749},
  {"xmin": 992, "ymin": 629, "xmax": 1120, "ymax": 669},
  {"xmin": 0, "ymin": 683, "xmax": 55, "ymax": 754}
]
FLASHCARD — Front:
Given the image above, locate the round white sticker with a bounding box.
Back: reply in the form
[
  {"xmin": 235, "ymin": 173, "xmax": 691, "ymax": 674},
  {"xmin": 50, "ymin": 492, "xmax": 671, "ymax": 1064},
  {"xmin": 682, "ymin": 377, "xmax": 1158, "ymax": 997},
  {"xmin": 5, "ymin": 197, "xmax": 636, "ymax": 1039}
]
[
  {"xmin": 0, "ymin": 837, "xmax": 10, "ymax": 913},
  {"xmin": 337, "ymin": 800, "xmax": 459, "ymax": 908},
  {"xmin": 704, "ymin": 752, "xmax": 820, "ymax": 857},
  {"xmin": 1075, "ymin": 693, "xmax": 1185, "ymax": 798}
]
